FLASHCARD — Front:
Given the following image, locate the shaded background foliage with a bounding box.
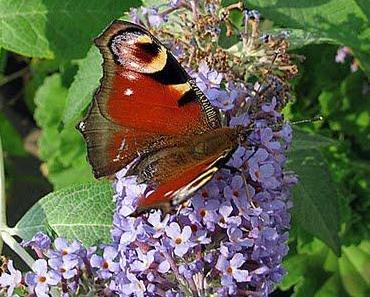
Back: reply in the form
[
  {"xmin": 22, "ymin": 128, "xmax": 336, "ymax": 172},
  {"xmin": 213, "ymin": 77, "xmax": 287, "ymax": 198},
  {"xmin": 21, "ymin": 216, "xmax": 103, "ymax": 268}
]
[{"xmin": 0, "ymin": 0, "xmax": 369, "ymax": 296}]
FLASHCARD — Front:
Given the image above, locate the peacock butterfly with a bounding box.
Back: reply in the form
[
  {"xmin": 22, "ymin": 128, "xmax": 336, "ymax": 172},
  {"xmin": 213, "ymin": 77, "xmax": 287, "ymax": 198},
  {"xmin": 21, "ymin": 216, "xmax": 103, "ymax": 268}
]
[{"xmin": 78, "ymin": 20, "xmax": 248, "ymax": 214}]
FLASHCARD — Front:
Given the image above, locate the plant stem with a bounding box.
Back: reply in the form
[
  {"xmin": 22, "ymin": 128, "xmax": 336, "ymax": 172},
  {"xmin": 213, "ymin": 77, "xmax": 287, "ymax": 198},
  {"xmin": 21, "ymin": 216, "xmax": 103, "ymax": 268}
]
[
  {"xmin": 0, "ymin": 67, "xmax": 28, "ymax": 87},
  {"xmin": 0, "ymin": 137, "xmax": 35, "ymax": 269},
  {"xmin": 1, "ymin": 231, "xmax": 34, "ymax": 269},
  {"xmin": 0, "ymin": 136, "xmax": 6, "ymax": 253}
]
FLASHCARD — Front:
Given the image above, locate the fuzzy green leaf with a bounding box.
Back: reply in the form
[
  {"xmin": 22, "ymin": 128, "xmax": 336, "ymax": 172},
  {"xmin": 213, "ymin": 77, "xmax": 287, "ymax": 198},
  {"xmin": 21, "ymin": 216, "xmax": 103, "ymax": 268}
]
[
  {"xmin": 62, "ymin": 46, "xmax": 102, "ymax": 125},
  {"xmin": 287, "ymin": 129, "xmax": 341, "ymax": 255},
  {"xmin": 34, "ymin": 73, "xmax": 93, "ymax": 188},
  {"xmin": 339, "ymin": 243, "xmax": 370, "ymax": 296},
  {"xmin": 281, "ymin": 240, "xmax": 332, "ymax": 297},
  {"xmin": 0, "ymin": 0, "xmax": 141, "ymax": 60},
  {"xmin": 291, "ymin": 128, "xmax": 334, "ymax": 151},
  {"xmin": 15, "ymin": 182, "xmax": 114, "ymax": 246},
  {"xmin": 281, "ymin": 239, "xmax": 370, "ymax": 297}
]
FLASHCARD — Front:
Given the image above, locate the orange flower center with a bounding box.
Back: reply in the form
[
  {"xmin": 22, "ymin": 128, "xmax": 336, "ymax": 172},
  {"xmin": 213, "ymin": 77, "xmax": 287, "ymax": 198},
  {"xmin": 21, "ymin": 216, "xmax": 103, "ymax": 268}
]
[
  {"xmin": 226, "ymin": 266, "xmax": 233, "ymax": 274},
  {"xmin": 38, "ymin": 276, "xmax": 47, "ymax": 283},
  {"xmin": 102, "ymin": 261, "xmax": 109, "ymax": 269},
  {"xmin": 175, "ymin": 237, "xmax": 182, "ymax": 245}
]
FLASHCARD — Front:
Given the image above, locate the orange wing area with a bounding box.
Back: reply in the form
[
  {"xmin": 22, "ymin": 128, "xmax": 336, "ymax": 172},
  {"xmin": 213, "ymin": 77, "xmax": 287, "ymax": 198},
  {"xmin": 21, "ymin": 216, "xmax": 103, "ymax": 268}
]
[
  {"xmin": 78, "ymin": 21, "xmax": 221, "ymax": 178},
  {"xmin": 104, "ymin": 68, "xmax": 206, "ymax": 134},
  {"xmin": 78, "ymin": 99, "xmax": 159, "ymax": 177},
  {"xmin": 94, "ymin": 20, "xmax": 219, "ymax": 135}
]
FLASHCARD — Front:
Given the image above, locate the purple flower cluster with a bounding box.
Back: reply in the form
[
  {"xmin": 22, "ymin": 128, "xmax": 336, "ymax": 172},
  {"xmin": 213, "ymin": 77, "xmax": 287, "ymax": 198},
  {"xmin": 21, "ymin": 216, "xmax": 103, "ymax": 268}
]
[
  {"xmin": 0, "ymin": 233, "xmax": 119, "ymax": 296},
  {"xmin": 190, "ymin": 62, "xmax": 248, "ymax": 112},
  {"xmin": 108, "ymin": 58, "xmax": 295, "ymax": 296},
  {"xmin": 25, "ymin": 235, "xmax": 94, "ymax": 295}
]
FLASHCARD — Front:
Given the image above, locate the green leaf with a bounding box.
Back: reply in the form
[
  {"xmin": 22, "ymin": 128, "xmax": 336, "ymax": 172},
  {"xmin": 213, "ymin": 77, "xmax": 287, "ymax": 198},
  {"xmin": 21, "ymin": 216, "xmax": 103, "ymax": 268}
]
[
  {"xmin": 0, "ymin": 113, "xmax": 26, "ymax": 156},
  {"xmin": 280, "ymin": 241, "xmax": 331, "ymax": 297},
  {"xmin": 280, "ymin": 254, "xmax": 307, "ymax": 290},
  {"xmin": 287, "ymin": 129, "xmax": 341, "ymax": 255},
  {"xmin": 34, "ymin": 73, "xmax": 93, "ymax": 188},
  {"xmin": 319, "ymin": 71, "xmax": 370, "ymax": 152},
  {"xmin": 24, "ymin": 59, "xmax": 60, "ymax": 112},
  {"xmin": 282, "ymin": 239, "xmax": 370, "ymax": 297},
  {"xmin": 339, "ymin": 243, "xmax": 370, "ymax": 296},
  {"xmin": 314, "ymin": 274, "xmax": 347, "ymax": 297},
  {"xmin": 0, "ymin": 0, "xmax": 141, "ymax": 61},
  {"xmin": 247, "ymin": 0, "xmax": 370, "ymax": 76},
  {"xmin": 294, "ymin": 276, "xmax": 328, "ymax": 297},
  {"xmin": 34, "ymin": 74, "xmax": 67, "ymax": 127},
  {"xmin": 291, "ymin": 128, "xmax": 334, "ymax": 151},
  {"xmin": 15, "ymin": 182, "xmax": 114, "ymax": 246},
  {"xmin": 62, "ymin": 46, "xmax": 102, "ymax": 125}
]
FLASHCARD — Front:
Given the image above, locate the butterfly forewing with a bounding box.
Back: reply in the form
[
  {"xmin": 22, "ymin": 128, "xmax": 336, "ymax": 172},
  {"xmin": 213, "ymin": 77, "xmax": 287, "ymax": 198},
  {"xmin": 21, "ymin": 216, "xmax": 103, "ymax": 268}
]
[{"xmin": 79, "ymin": 20, "xmax": 221, "ymax": 178}]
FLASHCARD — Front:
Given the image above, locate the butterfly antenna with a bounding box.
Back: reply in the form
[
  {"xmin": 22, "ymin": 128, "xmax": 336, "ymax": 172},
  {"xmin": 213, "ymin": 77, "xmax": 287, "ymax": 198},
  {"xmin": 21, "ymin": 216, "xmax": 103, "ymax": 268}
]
[
  {"xmin": 289, "ymin": 115, "xmax": 324, "ymax": 126},
  {"xmin": 268, "ymin": 115, "xmax": 323, "ymax": 131}
]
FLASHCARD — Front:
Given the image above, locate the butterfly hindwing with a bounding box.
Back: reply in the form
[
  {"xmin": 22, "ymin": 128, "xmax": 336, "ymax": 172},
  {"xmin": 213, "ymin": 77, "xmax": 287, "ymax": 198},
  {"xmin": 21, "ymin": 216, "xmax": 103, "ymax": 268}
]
[{"xmin": 129, "ymin": 128, "xmax": 241, "ymax": 213}]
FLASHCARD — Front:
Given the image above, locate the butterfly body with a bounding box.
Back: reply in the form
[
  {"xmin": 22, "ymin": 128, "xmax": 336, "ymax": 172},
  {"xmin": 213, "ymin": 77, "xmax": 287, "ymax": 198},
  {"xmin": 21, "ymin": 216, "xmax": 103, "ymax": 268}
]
[{"xmin": 78, "ymin": 20, "xmax": 247, "ymax": 213}]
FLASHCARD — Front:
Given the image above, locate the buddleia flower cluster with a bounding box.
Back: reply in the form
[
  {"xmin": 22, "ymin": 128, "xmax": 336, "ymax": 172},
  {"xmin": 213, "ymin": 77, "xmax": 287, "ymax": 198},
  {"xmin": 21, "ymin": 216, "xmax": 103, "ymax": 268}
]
[
  {"xmin": 0, "ymin": 1, "xmax": 298, "ymax": 296},
  {"xmin": 109, "ymin": 1, "xmax": 298, "ymax": 296},
  {"xmin": 0, "ymin": 233, "xmax": 118, "ymax": 296}
]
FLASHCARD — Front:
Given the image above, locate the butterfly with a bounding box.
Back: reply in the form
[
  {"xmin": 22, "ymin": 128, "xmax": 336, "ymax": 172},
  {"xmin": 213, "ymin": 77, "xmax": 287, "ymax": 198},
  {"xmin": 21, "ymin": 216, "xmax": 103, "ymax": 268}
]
[{"xmin": 78, "ymin": 20, "xmax": 248, "ymax": 214}]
